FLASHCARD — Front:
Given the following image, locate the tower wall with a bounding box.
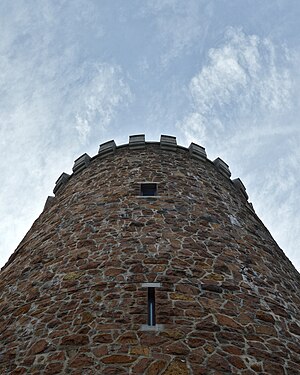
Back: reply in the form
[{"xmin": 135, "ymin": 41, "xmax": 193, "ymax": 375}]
[{"xmin": 0, "ymin": 136, "xmax": 300, "ymax": 374}]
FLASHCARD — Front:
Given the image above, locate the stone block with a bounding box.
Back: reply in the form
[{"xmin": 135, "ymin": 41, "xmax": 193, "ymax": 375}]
[
  {"xmin": 98, "ymin": 139, "xmax": 116, "ymax": 156},
  {"xmin": 213, "ymin": 157, "xmax": 231, "ymax": 178},
  {"xmin": 140, "ymin": 324, "xmax": 164, "ymax": 331},
  {"xmin": 160, "ymin": 135, "xmax": 177, "ymax": 151},
  {"xmin": 53, "ymin": 173, "xmax": 70, "ymax": 194},
  {"xmin": 141, "ymin": 282, "xmax": 161, "ymax": 288},
  {"xmin": 72, "ymin": 153, "xmax": 91, "ymax": 174},
  {"xmin": 189, "ymin": 142, "xmax": 207, "ymax": 161},
  {"xmin": 43, "ymin": 196, "xmax": 55, "ymax": 210},
  {"xmin": 232, "ymin": 178, "xmax": 249, "ymax": 200},
  {"xmin": 129, "ymin": 134, "xmax": 145, "ymax": 149}
]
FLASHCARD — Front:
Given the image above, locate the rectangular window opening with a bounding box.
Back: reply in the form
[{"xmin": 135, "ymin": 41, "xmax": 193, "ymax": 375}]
[
  {"xmin": 140, "ymin": 183, "xmax": 157, "ymax": 197},
  {"xmin": 147, "ymin": 287, "xmax": 156, "ymax": 326}
]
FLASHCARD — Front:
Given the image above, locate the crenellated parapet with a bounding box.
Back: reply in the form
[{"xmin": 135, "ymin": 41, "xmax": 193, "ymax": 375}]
[{"xmin": 49, "ymin": 134, "xmax": 253, "ymax": 211}]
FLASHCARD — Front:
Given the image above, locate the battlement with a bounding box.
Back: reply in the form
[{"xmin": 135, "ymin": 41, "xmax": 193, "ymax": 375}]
[{"xmin": 50, "ymin": 134, "xmax": 251, "ymax": 209}]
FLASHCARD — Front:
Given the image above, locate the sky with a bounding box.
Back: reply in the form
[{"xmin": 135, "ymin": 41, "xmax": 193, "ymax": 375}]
[{"xmin": 0, "ymin": 0, "xmax": 299, "ymax": 272}]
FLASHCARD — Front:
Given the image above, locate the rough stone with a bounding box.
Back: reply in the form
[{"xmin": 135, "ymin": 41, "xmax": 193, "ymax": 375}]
[{"xmin": 1, "ymin": 138, "xmax": 299, "ymax": 374}]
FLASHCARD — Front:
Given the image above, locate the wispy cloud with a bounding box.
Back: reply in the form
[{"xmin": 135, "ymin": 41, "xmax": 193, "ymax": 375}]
[
  {"xmin": 179, "ymin": 27, "xmax": 293, "ymax": 144},
  {"xmin": 75, "ymin": 64, "xmax": 132, "ymax": 143},
  {"xmin": 142, "ymin": 0, "xmax": 214, "ymax": 67}
]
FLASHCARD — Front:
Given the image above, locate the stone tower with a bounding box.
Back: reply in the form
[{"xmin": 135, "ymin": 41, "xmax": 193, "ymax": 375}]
[{"xmin": 0, "ymin": 135, "xmax": 299, "ymax": 375}]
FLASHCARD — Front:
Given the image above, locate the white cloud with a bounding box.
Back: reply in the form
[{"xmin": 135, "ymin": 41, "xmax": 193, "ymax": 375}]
[
  {"xmin": 142, "ymin": 0, "xmax": 214, "ymax": 67},
  {"xmin": 180, "ymin": 27, "xmax": 293, "ymax": 144},
  {"xmin": 75, "ymin": 64, "xmax": 132, "ymax": 143}
]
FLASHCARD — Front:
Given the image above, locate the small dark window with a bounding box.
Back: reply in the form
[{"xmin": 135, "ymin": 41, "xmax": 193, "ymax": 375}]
[
  {"xmin": 140, "ymin": 183, "xmax": 157, "ymax": 196},
  {"xmin": 148, "ymin": 287, "xmax": 156, "ymax": 326}
]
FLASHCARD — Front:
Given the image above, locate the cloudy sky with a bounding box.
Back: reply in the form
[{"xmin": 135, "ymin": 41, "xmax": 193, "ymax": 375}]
[{"xmin": 0, "ymin": 0, "xmax": 299, "ymax": 271}]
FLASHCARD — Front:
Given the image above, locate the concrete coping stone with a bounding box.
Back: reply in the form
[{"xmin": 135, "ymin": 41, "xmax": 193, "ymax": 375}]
[
  {"xmin": 43, "ymin": 196, "xmax": 56, "ymax": 211},
  {"xmin": 141, "ymin": 282, "xmax": 161, "ymax": 288},
  {"xmin": 140, "ymin": 324, "xmax": 164, "ymax": 331},
  {"xmin": 189, "ymin": 142, "xmax": 207, "ymax": 161},
  {"xmin": 213, "ymin": 157, "xmax": 231, "ymax": 178},
  {"xmin": 129, "ymin": 134, "xmax": 145, "ymax": 149},
  {"xmin": 160, "ymin": 134, "xmax": 177, "ymax": 151},
  {"xmin": 98, "ymin": 139, "xmax": 116, "ymax": 156},
  {"xmin": 53, "ymin": 173, "xmax": 70, "ymax": 194},
  {"xmin": 72, "ymin": 153, "xmax": 91, "ymax": 174},
  {"xmin": 233, "ymin": 178, "xmax": 249, "ymax": 200}
]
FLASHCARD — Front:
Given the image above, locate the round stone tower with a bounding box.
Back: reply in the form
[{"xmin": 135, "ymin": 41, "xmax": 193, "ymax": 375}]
[{"xmin": 0, "ymin": 135, "xmax": 299, "ymax": 375}]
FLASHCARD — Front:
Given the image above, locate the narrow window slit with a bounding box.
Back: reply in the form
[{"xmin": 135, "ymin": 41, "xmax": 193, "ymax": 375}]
[
  {"xmin": 148, "ymin": 287, "xmax": 156, "ymax": 326},
  {"xmin": 141, "ymin": 282, "xmax": 162, "ymax": 331}
]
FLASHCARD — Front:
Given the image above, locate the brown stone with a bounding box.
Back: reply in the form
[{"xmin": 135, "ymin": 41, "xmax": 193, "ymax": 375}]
[
  {"xmin": 146, "ymin": 360, "xmax": 167, "ymax": 375},
  {"xmin": 80, "ymin": 311, "xmax": 94, "ymax": 323},
  {"xmin": 207, "ymin": 354, "xmax": 231, "ymax": 372},
  {"xmin": 63, "ymin": 272, "xmax": 83, "ymax": 280},
  {"xmin": 130, "ymin": 346, "xmax": 150, "ymax": 356},
  {"xmin": 69, "ymin": 353, "xmax": 94, "ymax": 368},
  {"xmin": 189, "ymin": 348, "xmax": 206, "ymax": 363},
  {"xmin": 263, "ymin": 361, "xmax": 285, "ymax": 374},
  {"xmin": 237, "ymin": 313, "xmax": 252, "ymax": 325},
  {"xmin": 256, "ymin": 311, "xmax": 275, "ymax": 323},
  {"xmin": 162, "ymin": 360, "xmax": 189, "ymax": 375},
  {"xmin": 28, "ymin": 339, "xmax": 48, "ymax": 355},
  {"xmin": 60, "ymin": 334, "xmax": 89, "ymax": 346},
  {"xmin": 44, "ymin": 362, "xmax": 64, "ymax": 375},
  {"xmin": 132, "ymin": 358, "xmax": 152, "ymax": 374},
  {"xmin": 164, "ymin": 342, "xmax": 189, "ymax": 355},
  {"xmin": 216, "ymin": 314, "xmax": 241, "ymax": 329},
  {"xmin": 93, "ymin": 333, "xmax": 112, "ymax": 343},
  {"xmin": 48, "ymin": 351, "xmax": 65, "ymax": 361},
  {"xmin": 250, "ymin": 363, "xmax": 262, "ymax": 372},
  {"xmin": 13, "ymin": 304, "xmax": 31, "ymax": 316},
  {"xmin": 170, "ymin": 293, "xmax": 194, "ymax": 301},
  {"xmin": 11, "ymin": 368, "xmax": 27, "ymax": 375},
  {"xmin": 161, "ymin": 329, "xmax": 185, "ymax": 340},
  {"xmin": 196, "ymin": 316, "xmax": 220, "ymax": 332},
  {"xmin": 140, "ymin": 333, "xmax": 168, "ymax": 346},
  {"xmin": 255, "ymin": 324, "xmax": 277, "ymax": 336},
  {"xmin": 222, "ymin": 345, "xmax": 243, "ymax": 355},
  {"xmin": 101, "ymin": 355, "xmax": 136, "ymax": 364},
  {"xmin": 93, "ymin": 345, "xmax": 108, "ymax": 357},
  {"xmin": 227, "ymin": 355, "xmax": 246, "ymax": 369},
  {"xmin": 117, "ymin": 332, "xmax": 138, "ymax": 344},
  {"xmin": 105, "ymin": 268, "xmax": 125, "ymax": 276},
  {"xmin": 186, "ymin": 337, "xmax": 205, "ymax": 348},
  {"xmin": 289, "ymin": 322, "xmax": 300, "ymax": 336}
]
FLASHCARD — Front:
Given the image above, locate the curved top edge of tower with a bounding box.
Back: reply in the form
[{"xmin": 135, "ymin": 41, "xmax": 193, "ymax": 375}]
[
  {"xmin": 3, "ymin": 134, "xmax": 297, "ymax": 274},
  {"xmin": 50, "ymin": 133, "xmax": 252, "ymax": 211}
]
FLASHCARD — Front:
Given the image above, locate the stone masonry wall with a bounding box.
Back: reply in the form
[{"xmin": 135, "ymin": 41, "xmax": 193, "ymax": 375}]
[{"xmin": 0, "ymin": 136, "xmax": 300, "ymax": 374}]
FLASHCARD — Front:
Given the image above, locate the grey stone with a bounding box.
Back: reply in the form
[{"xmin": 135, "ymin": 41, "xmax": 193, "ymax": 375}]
[
  {"xmin": 72, "ymin": 153, "xmax": 91, "ymax": 174},
  {"xmin": 53, "ymin": 173, "xmax": 70, "ymax": 194},
  {"xmin": 129, "ymin": 134, "xmax": 145, "ymax": 149},
  {"xmin": 43, "ymin": 196, "xmax": 55, "ymax": 211},
  {"xmin": 189, "ymin": 142, "xmax": 207, "ymax": 161},
  {"xmin": 213, "ymin": 157, "xmax": 231, "ymax": 178},
  {"xmin": 160, "ymin": 135, "xmax": 177, "ymax": 151},
  {"xmin": 232, "ymin": 178, "xmax": 249, "ymax": 200},
  {"xmin": 98, "ymin": 140, "xmax": 116, "ymax": 156}
]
